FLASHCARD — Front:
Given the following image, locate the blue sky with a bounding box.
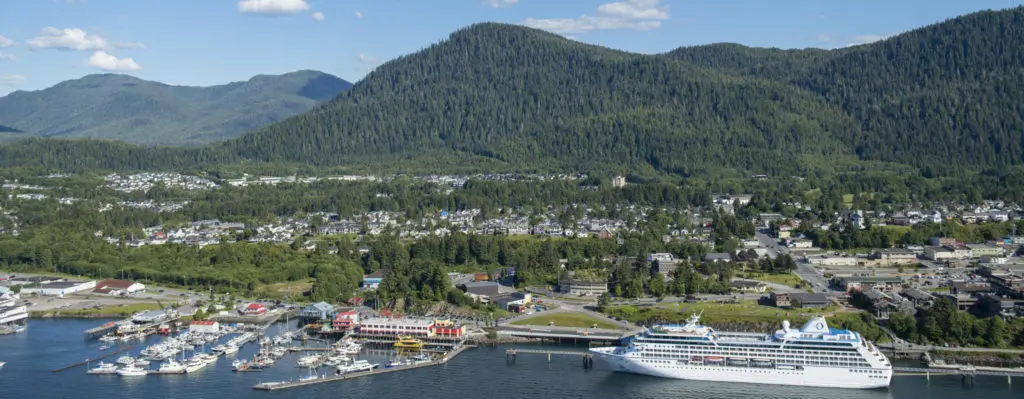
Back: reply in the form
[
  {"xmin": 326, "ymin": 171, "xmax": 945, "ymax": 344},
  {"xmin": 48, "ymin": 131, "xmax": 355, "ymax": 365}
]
[{"xmin": 0, "ymin": 0, "xmax": 1019, "ymax": 95}]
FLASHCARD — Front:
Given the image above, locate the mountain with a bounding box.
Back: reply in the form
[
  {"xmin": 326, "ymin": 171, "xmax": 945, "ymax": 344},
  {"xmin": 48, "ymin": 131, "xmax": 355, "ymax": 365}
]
[
  {"xmin": 0, "ymin": 70, "xmax": 352, "ymax": 146},
  {"xmin": 2, "ymin": 8, "xmax": 1023, "ymax": 179}
]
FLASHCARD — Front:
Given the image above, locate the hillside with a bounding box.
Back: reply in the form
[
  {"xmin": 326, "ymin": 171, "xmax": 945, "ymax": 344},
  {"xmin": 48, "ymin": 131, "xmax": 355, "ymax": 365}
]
[
  {"xmin": 0, "ymin": 70, "xmax": 352, "ymax": 146},
  {"xmin": 2, "ymin": 8, "xmax": 1024, "ymax": 179}
]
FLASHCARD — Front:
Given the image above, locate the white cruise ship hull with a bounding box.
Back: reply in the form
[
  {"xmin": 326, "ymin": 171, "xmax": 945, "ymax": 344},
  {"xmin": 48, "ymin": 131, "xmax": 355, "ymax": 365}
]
[
  {"xmin": 591, "ymin": 348, "xmax": 892, "ymax": 389},
  {"xmin": 0, "ymin": 305, "xmax": 28, "ymax": 325}
]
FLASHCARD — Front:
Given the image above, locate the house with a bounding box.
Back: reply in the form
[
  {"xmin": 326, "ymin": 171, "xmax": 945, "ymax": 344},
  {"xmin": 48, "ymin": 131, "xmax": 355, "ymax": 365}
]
[
  {"xmin": 772, "ymin": 292, "xmax": 792, "ymax": 307},
  {"xmin": 787, "ymin": 292, "xmax": 831, "ymax": 308},
  {"xmin": 93, "ymin": 279, "xmax": 146, "ymax": 296},
  {"xmin": 611, "ymin": 176, "xmax": 626, "ymax": 188},
  {"xmin": 730, "ymin": 280, "xmax": 767, "ymax": 293},
  {"xmin": 332, "ymin": 310, "xmax": 360, "ymax": 331},
  {"xmin": 929, "ymin": 237, "xmax": 958, "ymax": 246},
  {"xmin": 363, "ymin": 270, "xmax": 385, "ymax": 288},
  {"xmin": 297, "ymin": 302, "xmax": 334, "ymax": 320},
  {"xmin": 561, "ymin": 279, "xmax": 608, "ymax": 296},
  {"xmin": 458, "ymin": 281, "xmax": 500, "ymax": 297},
  {"xmin": 188, "ymin": 320, "xmax": 220, "ymax": 334},
  {"xmin": 243, "ymin": 303, "xmax": 267, "ymax": 315}
]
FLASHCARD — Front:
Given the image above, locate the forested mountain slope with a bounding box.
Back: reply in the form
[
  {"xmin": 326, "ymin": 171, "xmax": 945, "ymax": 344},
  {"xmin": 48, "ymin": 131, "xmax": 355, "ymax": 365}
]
[
  {"xmin": 0, "ymin": 70, "xmax": 351, "ymax": 146},
  {"xmin": 2, "ymin": 8, "xmax": 1024, "ymax": 179},
  {"xmin": 668, "ymin": 7, "xmax": 1024, "ymax": 175}
]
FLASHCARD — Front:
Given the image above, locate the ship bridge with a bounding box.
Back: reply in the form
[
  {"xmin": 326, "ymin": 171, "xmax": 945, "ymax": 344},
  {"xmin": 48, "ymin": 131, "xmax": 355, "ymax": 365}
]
[{"xmin": 773, "ymin": 316, "xmax": 859, "ymax": 343}]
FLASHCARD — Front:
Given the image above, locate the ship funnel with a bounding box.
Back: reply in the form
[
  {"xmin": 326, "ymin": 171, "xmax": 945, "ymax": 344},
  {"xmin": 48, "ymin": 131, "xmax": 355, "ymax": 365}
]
[{"xmin": 782, "ymin": 320, "xmax": 791, "ymax": 331}]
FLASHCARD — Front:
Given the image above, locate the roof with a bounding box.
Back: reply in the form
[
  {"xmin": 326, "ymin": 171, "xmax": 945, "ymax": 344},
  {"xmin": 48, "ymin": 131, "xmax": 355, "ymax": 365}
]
[
  {"xmin": 303, "ymin": 302, "xmax": 333, "ymax": 311},
  {"xmin": 462, "ymin": 281, "xmax": 499, "ymax": 288},
  {"xmin": 96, "ymin": 279, "xmax": 136, "ymax": 289},
  {"xmin": 334, "ymin": 310, "xmax": 359, "ymax": 318},
  {"xmin": 788, "ymin": 292, "xmax": 830, "ymax": 304},
  {"xmin": 38, "ymin": 280, "xmax": 93, "ymax": 289},
  {"xmin": 364, "ymin": 270, "xmax": 385, "ymax": 279},
  {"xmin": 190, "ymin": 320, "xmax": 218, "ymax": 326},
  {"xmin": 246, "ymin": 303, "xmax": 266, "ymax": 309}
]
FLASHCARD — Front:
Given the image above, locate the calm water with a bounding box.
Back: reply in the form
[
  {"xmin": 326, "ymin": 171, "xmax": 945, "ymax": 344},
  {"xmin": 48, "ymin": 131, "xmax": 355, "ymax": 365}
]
[{"xmin": 0, "ymin": 319, "xmax": 1019, "ymax": 399}]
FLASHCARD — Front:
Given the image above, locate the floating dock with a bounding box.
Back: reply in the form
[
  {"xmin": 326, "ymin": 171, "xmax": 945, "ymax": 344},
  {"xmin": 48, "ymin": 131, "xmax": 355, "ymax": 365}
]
[{"xmin": 252, "ymin": 345, "xmax": 474, "ymax": 391}]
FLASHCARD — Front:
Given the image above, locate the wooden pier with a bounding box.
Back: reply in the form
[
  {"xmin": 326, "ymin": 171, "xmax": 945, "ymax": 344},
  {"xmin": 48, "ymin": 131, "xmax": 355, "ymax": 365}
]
[
  {"xmin": 252, "ymin": 345, "xmax": 475, "ymax": 391},
  {"xmin": 504, "ymin": 348, "xmax": 595, "ymax": 368},
  {"xmin": 52, "ymin": 346, "xmax": 136, "ymax": 373}
]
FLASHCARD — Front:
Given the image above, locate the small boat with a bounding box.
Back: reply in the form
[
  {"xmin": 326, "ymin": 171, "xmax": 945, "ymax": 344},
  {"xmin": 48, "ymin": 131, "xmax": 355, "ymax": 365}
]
[
  {"xmin": 0, "ymin": 361, "xmax": 5, "ymax": 369},
  {"xmin": 116, "ymin": 364, "xmax": 148, "ymax": 376},
  {"xmin": 337, "ymin": 360, "xmax": 379, "ymax": 374},
  {"xmin": 157, "ymin": 360, "xmax": 186, "ymax": 374},
  {"xmin": 222, "ymin": 345, "xmax": 239, "ymax": 355},
  {"xmin": 116, "ymin": 356, "xmax": 135, "ymax": 366},
  {"xmin": 98, "ymin": 345, "xmax": 110, "ymax": 351},
  {"xmin": 134, "ymin": 358, "xmax": 151, "ymax": 367},
  {"xmin": 87, "ymin": 361, "xmax": 118, "ymax": 375}
]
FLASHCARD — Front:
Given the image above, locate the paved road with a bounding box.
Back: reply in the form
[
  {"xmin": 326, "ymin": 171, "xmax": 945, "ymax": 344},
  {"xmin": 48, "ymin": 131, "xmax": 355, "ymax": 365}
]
[
  {"xmin": 878, "ymin": 342, "xmax": 1024, "ymax": 354},
  {"xmin": 755, "ymin": 232, "xmax": 785, "ymax": 258}
]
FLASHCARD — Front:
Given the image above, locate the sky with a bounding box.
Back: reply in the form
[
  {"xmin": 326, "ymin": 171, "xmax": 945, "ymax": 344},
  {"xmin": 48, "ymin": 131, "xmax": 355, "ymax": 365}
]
[{"xmin": 0, "ymin": 0, "xmax": 1020, "ymax": 96}]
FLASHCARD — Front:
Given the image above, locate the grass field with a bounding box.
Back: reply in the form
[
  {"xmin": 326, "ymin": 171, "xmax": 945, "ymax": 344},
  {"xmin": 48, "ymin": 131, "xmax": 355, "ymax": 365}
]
[
  {"xmin": 257, "ymin": 280, "xmax": 313, "ymax": 299},
  {"xmin": 746, "ymin": 272, "xmax": 803, "ymax": 288},
  {"xmin": 510, "ymin": 312, "xmax": 621, "ymax": 330}
]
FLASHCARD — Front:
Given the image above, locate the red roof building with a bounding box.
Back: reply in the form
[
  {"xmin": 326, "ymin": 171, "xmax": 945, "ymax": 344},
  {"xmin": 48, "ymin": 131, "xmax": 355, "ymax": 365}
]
[
  {"xmin": 243, "ymin": 303, "xmax": 267, "ymax": 315},
  {"xmin": 332, "ymin": 311, "xmax": 360, "ymax": 331}
]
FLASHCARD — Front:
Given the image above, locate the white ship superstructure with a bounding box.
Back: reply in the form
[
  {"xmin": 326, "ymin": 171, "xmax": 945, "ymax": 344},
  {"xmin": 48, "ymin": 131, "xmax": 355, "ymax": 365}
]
[
  {"xmin": 0, "ymin": 293, "xmax": 28, "ymax": 327},
  {"xmin": 590, "ymin": 313, "xmax": 892, "ymax": 389}
]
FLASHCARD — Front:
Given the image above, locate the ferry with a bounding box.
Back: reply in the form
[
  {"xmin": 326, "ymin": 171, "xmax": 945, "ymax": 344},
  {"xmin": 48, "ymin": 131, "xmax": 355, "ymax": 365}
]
[{"xmin": 590, "ymin": 313, "xmax": 892, "ymax": 389}]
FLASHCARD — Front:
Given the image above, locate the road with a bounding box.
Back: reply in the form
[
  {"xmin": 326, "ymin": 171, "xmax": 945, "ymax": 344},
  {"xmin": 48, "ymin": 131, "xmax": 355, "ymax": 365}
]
[{"xmin": 755, "ymin": 232, "xmax": 785, "ymax": 258}]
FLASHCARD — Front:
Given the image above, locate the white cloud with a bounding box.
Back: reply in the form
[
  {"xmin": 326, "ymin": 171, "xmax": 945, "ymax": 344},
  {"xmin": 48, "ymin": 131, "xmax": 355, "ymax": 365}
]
[
  {"xmin": 87, "ymin": 51, "xmax": 141, "ymax": 72},
  {"xmin": 0, "ymin": 52, "xmax": 15, "ymax": 61},
  {"xmin": 487, "ymin": 0, "xmax": 519, "ymax": 8},
  {"xmin": 357, "ymin": 53, "xmax": 379, "ymax": 64},
  {"xmin": 26, "ymin": 27, "xmax": 140, "ymax": 51},
  {"xmin": 0, "ymin": 35, "xmax": 13, "ymax": 48},
  {"xmin": 312, "ymin": 12, "xmax": 325, "ymax": 22},
  {"xmin": 354, "ymin": 11, "xmax": 363, "ymax": 18},
  {"xmin": 237, "ymin": 0, "xmax": 310, "ymax": 15},
  {"xmin": 523, "ymin": 0, "xmax": 669, "ymax": 34},
  {"xmin": 0, "ymin": 74, "xmax": 25, "ymax": 84}
]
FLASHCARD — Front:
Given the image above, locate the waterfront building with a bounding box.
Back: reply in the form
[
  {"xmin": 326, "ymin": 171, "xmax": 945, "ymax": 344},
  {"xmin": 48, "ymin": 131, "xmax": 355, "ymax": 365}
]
[
  {"xmin": 359, "ymin": 318, "xmax": 435, "ymax": 337},
  {"xmin": 189, "ymin": 320, "xmax": 220, "ymax": 334},
  {"xmin": 332, "ymin": 311, "xmax": 360, "ymax": 331}
]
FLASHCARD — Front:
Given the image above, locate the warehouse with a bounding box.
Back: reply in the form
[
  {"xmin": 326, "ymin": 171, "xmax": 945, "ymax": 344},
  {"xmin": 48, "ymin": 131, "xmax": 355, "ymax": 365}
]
[{"xmin": 20, "ymin": 280, "xmax": 97, "ymax": 296}]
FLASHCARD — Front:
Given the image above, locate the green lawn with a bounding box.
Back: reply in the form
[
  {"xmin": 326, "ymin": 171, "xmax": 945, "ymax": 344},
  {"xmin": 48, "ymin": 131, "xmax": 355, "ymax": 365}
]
[
  {"xmin": 608, "ymin": 300, "xmax": 847, "ymax": 324},
  {"xmin": 510, "ymin": 312, "xmax": 620, "ymax": 329},
  {"xmin": 745, "ymin": 272, "xmax": 803, "ymax": 287}
]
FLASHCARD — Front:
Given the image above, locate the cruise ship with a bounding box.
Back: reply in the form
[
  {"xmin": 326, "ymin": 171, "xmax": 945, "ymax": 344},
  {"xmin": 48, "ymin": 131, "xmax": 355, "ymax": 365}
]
[
  {"xmin": 590, "ymin": 313, "xmax": 892, "ymax": 389},
  {"xmin": 0, "ymin": 293, "xmax": 28, "ymax": 334}
]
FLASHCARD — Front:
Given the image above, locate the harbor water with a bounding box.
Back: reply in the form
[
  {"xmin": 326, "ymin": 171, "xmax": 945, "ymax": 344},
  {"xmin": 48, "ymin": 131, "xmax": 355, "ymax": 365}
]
[{"xmin": 0, "ymin": 319, "xmax": 1020, "ymax": 399}]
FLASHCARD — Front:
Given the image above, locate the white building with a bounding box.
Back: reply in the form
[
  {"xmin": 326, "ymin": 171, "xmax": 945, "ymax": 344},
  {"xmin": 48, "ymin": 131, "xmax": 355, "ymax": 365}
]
[
  {"xmin": 358, "ymin": 317, "xmax": 436, "ymax": 337},
  {"xmin": 20, "ymin": 280, "xmax": 97, "ymax": 296},
  {"xmin": 189, "ymin": 320, "xmax": 220, "ymax": 334}
]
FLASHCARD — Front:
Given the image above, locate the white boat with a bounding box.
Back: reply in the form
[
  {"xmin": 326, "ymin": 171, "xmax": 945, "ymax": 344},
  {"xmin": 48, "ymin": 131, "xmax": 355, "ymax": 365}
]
[
  {"xmin": 590, "ymin": 314, "xmax": 893, "ymax": 389},
  {"xmin": 296, "ymin": 355, "xmax": 321, "ymax": 368},
  {"xmin": 116, "ymin": 356, "xmax": 135, "ymax": 366},
  {"xmin": 222, "ymin": 345, "xmax": 239, "ymax": 355},
  {"xmin": 183, "ymin": 357, "xmax": 209, "ymax": 373},
  {"xmin": 116, "ymin": 364, "xmax": 149, "ymax": 376},
  {"xmin": 338, "ymin": 359, "xmax": 379, "ymax": 374},
  {"xmin": 157, "ymin": 360, "xmax": 186, "ymax": 374},
  {"xmin": 134, "ymin": 358, "xmax": 151, "ymax": 367},
  {"xmin": 87, "ymin": 362, "xmax": 118, "ymax": 375},
  {"xmin": 0, "ymin": 361, "xmax": 5, "ymax": 368}
]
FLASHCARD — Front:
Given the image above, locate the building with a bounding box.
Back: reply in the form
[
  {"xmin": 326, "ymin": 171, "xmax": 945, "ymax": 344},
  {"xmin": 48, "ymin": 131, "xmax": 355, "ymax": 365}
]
[
  {"xmin": 901, "ymin": 288, "xmax": 935, "ymax": 307},
  {"xmin": 297, "ymin": 302, "xmax": 334, "ymax": 320},
  {"xmin": 459, "ymin": 281, "xmax": 500, "ymax": 297},
  {"xmin": 561, "ymin": 279, "xmax": 608, "ymax": 296},
  {"xmin": 132, "ymin": 309, "xmax": 170, "ymax": 323},
  {"xmin": 787, "ymin": 238, "xmax": 814, "ymax": 249},
  {"xmin": 332, "ymin": 310, "xmax": 360, "ymax": 331},
  {"xmin": 966, "ymin": 244, "xmax": 1003, "ymax": 258},
  {"xmin": 93, "ymin": 279, "xmax": 146, "ymax": 296},
  {"xmin": 938, "ymin": 294, "xmax": 978, "ymax": 311},
  {"xmin": 611, "ymin": 176, "xmax": 626, "ymax": 188},
  {"xmin": 949, "ymin": 282, "xmax": 992, "ymax": 296},
  {"xmin": 987, "ymin": 274, "xmax": 1024, "ymax": 298},
  {"xmin": 20, "ymin": 280, "xmax": 97, "ymax": 296},
  {"xmin": 432, "ymin": 319, "xmax": 466, "ymax": 338},
  {"xmin": 730, "ymin": 280, "xmax": 767, "ymax": 293},
  {"xmin": 833, "ymin": 276, "xmax": 903, "ymax": 292},
  {"xmin": 929, "ymin": 237, "xmax": 958, "ymax": 246},
  {"xmin": 243, "ymin": 303, "xmax": 267, "ymax": 315},
  {"xmin": 924, "ymin": 245, "xmax": 971, "ymax": 261},
  {"xmin": 771, "ymin": 292, "xmax": 830, "ymax": 308},
  {"xmin": 363, "ymin": 270, "xmax": 384, "ymax": 288},
  {"xmin": 492, "ymin": 292, "xmax": 532, "ymax": 312},
  {"xmin": 653, "ymin": 258, "xmax": 679, "ymax": 275},
  {"xmin": 804, "ymin": 254, "xmax": 857, "ymax": 267},
  {"xmin": 874, "ymin": 249, "xmax": 918, "ymax": 265},
  {"xmin": 703, "ymin": 253, "xmax": 732, "ymax": 263},
  {"xmin": 358, "ymin": 317, "xmax": 435, "ymax": 337},
  {"xmin": 189, "ymin": 320, "xmax": 220, "ymax": 334}
]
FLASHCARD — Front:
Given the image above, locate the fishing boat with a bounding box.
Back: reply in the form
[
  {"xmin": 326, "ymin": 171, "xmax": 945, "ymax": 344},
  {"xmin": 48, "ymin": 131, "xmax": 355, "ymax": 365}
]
[
  {"xmin": 87, "ymin": 362, "xmax": 118, "ymax": 375},
  {"xmin": 116, "ymin": 364, "xmax": 149, "ymax": 377}
]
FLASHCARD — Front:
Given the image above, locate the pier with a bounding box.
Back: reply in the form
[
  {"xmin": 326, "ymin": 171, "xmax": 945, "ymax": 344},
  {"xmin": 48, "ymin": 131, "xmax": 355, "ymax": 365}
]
[
  {"xmin": 504, "ymin": 348, "xmax": 595, "ymax": 369},
  {"xmin": 52, "ymin": 346, "xmax": 135, "ymax": 373},
  {"xmin": 251, "ymin": 345, "xmax": 475, "ymax": 391}
]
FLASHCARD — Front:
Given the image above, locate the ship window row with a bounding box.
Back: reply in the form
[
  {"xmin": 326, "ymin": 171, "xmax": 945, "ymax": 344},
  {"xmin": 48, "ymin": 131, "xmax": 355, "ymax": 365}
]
[
  {"xmin": 640, "ymin": 352, "xmax": 870, "ymax": 368},
  {"xmin": 639, "ymin": 346, "xmax": 864, "ymax": 358},
  {"xmin": 638, "ymin": 339, "xmax": 857, "ymax": 351}
]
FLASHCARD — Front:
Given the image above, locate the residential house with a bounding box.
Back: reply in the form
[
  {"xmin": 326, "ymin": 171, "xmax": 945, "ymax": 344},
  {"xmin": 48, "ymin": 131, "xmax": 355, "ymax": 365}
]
[{"xmin": 363, "ymin": 270, "xmax": 385, "ymax": 288}]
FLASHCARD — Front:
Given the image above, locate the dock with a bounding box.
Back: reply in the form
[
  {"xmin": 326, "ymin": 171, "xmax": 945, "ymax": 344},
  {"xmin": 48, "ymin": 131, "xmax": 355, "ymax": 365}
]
[
  {"xmin": 252, "ymin": 345, "xmax": 474, "ymax": 391},
  {"xmin": 504, "ymin": 348, "xmax": 595, "ymax": 368},
  {"xmin": 52, "ymin": 346, "xmax": 136, "ymax": 373}
]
